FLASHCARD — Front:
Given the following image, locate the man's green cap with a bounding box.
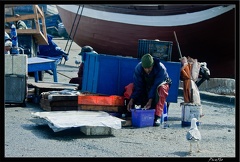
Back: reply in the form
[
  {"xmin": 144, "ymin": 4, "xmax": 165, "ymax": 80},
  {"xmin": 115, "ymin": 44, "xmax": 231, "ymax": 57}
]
[{"xmin": 141, "ymin": 54, "xmax": 154, "ymax": 68}]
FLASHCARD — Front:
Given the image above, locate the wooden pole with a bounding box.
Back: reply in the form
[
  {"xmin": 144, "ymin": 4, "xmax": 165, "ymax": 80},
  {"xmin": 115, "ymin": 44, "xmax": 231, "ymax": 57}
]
[{"xmin": 174, "ymin": 31, "xmax": 183, "ymax": 58}]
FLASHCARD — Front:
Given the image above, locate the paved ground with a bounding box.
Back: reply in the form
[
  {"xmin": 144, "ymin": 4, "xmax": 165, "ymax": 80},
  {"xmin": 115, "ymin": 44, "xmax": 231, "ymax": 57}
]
[{"xmin": 4, "ymin": 94, "xmax": 236, "ymax": 158}]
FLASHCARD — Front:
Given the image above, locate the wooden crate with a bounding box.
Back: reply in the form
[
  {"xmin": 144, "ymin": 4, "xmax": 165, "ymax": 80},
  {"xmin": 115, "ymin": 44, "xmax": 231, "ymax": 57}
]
[
  {"xmin": 40, "ymin": 98, "xmax": 78, "ymax": 111},
  {"xmin": 78, "ymin": 105, "xmax": 126, "ymax": 113}
]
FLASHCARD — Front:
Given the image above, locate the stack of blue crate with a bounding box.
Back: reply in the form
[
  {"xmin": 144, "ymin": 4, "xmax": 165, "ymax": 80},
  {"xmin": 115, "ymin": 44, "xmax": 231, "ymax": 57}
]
[{"xmin": 82, "ymin": 52, "xmax": 181, "ymax": 103}]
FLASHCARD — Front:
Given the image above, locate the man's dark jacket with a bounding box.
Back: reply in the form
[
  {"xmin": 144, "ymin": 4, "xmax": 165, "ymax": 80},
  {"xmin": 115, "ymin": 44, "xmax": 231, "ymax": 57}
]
[{"xmin": 130, "ymin": 58, "xmax": 169, "ymax": 101}]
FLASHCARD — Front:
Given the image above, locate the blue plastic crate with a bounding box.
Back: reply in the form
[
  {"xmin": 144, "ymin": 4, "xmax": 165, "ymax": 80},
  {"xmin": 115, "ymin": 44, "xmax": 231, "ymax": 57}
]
[
  {"xmin": 82, "ymin": 53, "xmax": 139, "ymax": 95},
  {"xmin": 131, "ymin": 109, "xmax": 155, "ymax": 128}
]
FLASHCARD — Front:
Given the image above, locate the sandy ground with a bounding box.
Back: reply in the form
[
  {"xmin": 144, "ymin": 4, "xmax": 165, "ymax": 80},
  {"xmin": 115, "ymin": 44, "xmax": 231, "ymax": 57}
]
[{"xmin": 4, "ymin": 37, "xmax": 237, "ymax": 159}]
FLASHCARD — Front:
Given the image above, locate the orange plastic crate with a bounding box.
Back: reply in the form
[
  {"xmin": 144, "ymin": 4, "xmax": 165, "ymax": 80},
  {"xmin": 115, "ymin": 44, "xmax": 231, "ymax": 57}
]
[{"xmin": 78, "ymin": 95, "xmax": 125, "ymax": 106}]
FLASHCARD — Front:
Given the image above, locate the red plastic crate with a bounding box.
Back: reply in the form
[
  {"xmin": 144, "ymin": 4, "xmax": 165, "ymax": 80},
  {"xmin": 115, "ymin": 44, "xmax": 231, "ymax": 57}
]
[{"xmin": 78, "ymin": 95, "xmax": 125, "ymax": 106}]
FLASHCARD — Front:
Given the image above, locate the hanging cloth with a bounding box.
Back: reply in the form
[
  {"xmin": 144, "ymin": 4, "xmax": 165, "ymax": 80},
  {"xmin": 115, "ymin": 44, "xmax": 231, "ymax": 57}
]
[{"xmin": 180, "ymin": 63, "xmax": 192, "ymax": 103}]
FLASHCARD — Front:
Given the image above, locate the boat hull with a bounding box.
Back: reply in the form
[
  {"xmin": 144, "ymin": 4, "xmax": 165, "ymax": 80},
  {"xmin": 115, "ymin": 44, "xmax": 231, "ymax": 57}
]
[{"xmin": 57, "ymin": 5, "xmax": 236, "ymax": 78}]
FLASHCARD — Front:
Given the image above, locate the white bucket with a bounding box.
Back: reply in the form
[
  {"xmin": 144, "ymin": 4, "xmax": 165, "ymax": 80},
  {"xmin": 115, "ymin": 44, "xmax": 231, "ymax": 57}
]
[{"xmin": 181, "ymin": 103, "xmax": 202, "ymax": 127}]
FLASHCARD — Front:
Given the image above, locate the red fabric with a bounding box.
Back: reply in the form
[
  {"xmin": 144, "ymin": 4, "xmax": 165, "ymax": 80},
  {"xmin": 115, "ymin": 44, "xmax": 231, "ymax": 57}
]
[
  {"xmin": 155, "ymin": 84, "xmax": 169, "ymax": 117},
  {"xmin": 123, "ymin": 83, "xmax": 134, "ymax": 99},
  {"xmin": 180, "ymin": 63, "xmax": 192, "ymax": 103}
]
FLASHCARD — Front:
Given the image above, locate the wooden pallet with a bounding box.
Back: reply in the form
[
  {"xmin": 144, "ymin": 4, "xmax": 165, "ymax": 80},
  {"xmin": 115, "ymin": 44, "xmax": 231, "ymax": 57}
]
[
  {"xmin": 40, "ymin": 97, "xmax": 78, "ymax": 111},
  {"xmin": 27, "ymin": 81, "xmax": 78, "ymax": 103},
  {"xmin": 78, "ymin": 104, "xmax": 126, "ymax": 113}
]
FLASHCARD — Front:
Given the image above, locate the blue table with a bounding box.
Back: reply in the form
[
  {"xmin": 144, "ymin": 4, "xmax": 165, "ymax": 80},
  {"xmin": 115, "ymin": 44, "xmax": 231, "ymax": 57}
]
[{"xmin": 28, "ymin": 57, "xmax": 58, "ymax": 82}]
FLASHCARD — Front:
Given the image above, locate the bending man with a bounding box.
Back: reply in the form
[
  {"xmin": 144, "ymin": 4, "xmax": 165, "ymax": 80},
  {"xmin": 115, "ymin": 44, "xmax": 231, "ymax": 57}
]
[{"xmin": 127, "ymin": 54, "xmax": 172, "ymax": 126}]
